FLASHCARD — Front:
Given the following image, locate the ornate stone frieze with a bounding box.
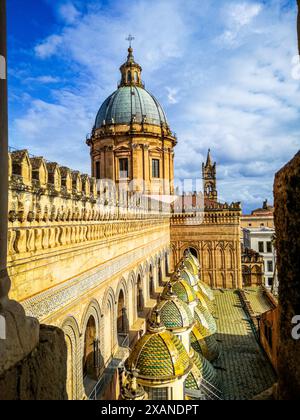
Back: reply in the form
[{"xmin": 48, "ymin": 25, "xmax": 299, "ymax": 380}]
[{"xmin": 21, "ymin": 238, "xmax": 168, "ymax": 321}]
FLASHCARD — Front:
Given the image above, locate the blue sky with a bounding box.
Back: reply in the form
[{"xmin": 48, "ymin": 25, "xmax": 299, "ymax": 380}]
[{"xmin": 7, "ymin": 0, "xmax": 299, "ymax": 213}]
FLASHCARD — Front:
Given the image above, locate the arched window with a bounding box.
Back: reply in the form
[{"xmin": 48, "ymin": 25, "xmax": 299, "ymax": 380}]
[
  {"xmin": 158, "ymin": 259, "xmax": 163, "ymax": 286},
  {"xmin": 83, "ymin": 316, "xmax": 98, "ymax": 381},
  {"xmin": 165, "ymin": 253, "xmax": 169, "ymax": 276},
  {"xmin": 117, "ymin": 290, "xmax": 128, "ymax": 346},
  {"xmin": 137, "ymin": 275, "xmax": 144, "ymax": 314},
  {"xmin": 127, "ymin": 70, "xmax": 132, "ymax": 83},
  {"xmin": 185, "ymin": 247, "xmax": 198, "ymax": 259},
  {"xmin": 149, "ymin": 265, "xmax": 155, "ymax": 298},
  {"xmin": 134, "ymin": 71, "xmax": 139, "ymax": 83}
]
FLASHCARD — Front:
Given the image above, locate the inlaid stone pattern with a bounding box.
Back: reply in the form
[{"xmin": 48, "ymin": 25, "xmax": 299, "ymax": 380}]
[{"xmin": 22, "ymin": 237, "xmax": 167, "ymax": 321}]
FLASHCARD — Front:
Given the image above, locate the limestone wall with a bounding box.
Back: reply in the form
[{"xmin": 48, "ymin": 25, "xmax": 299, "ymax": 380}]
[{"xmin": 274, "ymin": 151, "xmax": 300, "ymax": 400}]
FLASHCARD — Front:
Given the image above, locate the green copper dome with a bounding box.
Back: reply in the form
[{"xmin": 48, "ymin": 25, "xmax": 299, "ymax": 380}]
[{"xmin": 95, "ymin": 86, "xmax": 168, "ymax": 129}]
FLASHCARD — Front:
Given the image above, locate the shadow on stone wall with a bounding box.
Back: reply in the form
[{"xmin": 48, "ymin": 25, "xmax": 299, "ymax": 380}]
[
  {"xmin": 0, "ymin": 325, "xmax": 68, "ymax": 400},
  {"xmin": 274, "ymin": 151, "xmax": 300, "ymax": 400}
]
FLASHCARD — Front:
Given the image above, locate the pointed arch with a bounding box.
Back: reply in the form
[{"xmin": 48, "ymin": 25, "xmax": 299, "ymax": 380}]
[{"xmin": 61, "ymin": 316, "xmax": 81, "ymax": 400}]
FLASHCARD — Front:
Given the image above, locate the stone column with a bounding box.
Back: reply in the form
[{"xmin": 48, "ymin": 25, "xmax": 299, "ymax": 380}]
[
  {"xmin": 0, "ymin": 0, "xmax": 39, "ymax": 375},
  {"xmin": 297, "ymin": 0, "xmax": 300, "ymax": 55},
  {"xmin": 0, "ymin": 0, "xmax": 9, "ymax": 301},
  {"xmin": 274, "ymin": 152, "xmax": 300, "ymax": 400}
]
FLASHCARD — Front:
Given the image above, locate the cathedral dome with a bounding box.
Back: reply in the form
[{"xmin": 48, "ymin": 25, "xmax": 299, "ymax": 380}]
[
  {"xmin": 95, "ymin": 86, "xmax": 168, "ymax": 129},
  {"xmin": 126, "ymin": 310, "xmax": 192, "ymax": 381}
]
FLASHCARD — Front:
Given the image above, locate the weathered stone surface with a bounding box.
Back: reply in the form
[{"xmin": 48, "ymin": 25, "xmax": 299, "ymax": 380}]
[
  {"xmin": 0, "ymin": 295, "xmax": 39, "ymax": 374},
  {"xmin": 0, "ymin": 325, "xmax": 67, "ymax": 400},
  {"xmin": 274, "ymin": 151, "xmax": 300, "ymax": 400}
]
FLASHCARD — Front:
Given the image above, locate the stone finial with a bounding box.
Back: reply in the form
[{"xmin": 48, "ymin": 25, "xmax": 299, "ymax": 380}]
[
  {"xmin": 120, "ymin": 368, "xmax": 146, "ymax": 401},
  {"xmin": 172, "ymin": 268, "xmax": 181, "ymax": 282}
]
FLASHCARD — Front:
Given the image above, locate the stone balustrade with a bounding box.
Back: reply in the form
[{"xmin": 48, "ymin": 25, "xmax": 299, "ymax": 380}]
[
  {"xmin": 171, "ymin": 208, "xmax": 241, "ymax": 225},
  {"xmin": 7, "ymin": 149, "xmax": 171, "ymax": 259},
  {"xmin": 8, "ymin": 150, "xmax": 170, "ymax": 222}
]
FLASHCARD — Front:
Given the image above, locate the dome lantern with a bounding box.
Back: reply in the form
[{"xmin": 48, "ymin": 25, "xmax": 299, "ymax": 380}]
[{"xmin": 119, "ymin": 46, "xmax": 144, "ymax": 89}]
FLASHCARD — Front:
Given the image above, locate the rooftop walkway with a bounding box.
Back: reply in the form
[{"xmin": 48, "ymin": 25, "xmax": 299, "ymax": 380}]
[
  {"xmin": 213, "ymin": 290, "xmax": 276, "ymax": 400},
  {"xmin": 243, "ymin": 287, "xmax": 275, "ymax": 316}
]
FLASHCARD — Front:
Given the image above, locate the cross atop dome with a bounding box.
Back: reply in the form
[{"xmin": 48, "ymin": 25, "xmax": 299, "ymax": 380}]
[{"xmin": 126, "ymin": 34, "xmax": 135, "ymax": 48}]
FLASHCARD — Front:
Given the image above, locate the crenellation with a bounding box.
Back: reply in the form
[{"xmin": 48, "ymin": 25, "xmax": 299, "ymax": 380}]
[
  {"xmin": 30, "ymin": 157, "xmax": 48, "ymax": 189},
  {"xmin": 46, "ymin": 162, "xmax": 61, "ymax": 193},
  {"xmin": 81, "ymin": 174, "xmax": 90, "ymax": 197},
  {"xmin": 11, "ymin": 150, "xmax": 32, "ymax": 187},
  {"xmin": 60, "ymin": 166, "xmax": 73, "ymax": 195},
  {"xmin": 71, "ymin": 171, "xmax": 82, "ymax": 195}
]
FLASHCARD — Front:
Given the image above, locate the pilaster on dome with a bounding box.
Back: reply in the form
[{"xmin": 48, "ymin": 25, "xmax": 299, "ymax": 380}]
[{"xmin": 119, "ymin": 46, "xmax": 144, "ymax": 88}]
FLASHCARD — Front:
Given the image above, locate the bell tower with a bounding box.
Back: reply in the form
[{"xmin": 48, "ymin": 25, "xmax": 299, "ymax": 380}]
[{"xmin": 202, "ymin": 149, "xmax": 218, "ymax": 203}]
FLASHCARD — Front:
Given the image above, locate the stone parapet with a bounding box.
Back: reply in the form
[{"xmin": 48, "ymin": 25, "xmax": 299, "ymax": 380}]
[
  {"xmin": 171, "ymin": 208, "xmax": 241, "ymax": 226},
  {"xmin": 7, "ymin": 149, "xmax": 171, "ymax": 261}
]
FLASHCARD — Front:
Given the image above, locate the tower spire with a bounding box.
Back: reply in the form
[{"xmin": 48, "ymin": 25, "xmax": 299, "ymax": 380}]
[
  {"xmin": 206, "ymin": 149, "xmax": 212, "ymax": 166},
  {"xmin": 202, "ymin": 149, "xmax": 218, "ymax": 204}
]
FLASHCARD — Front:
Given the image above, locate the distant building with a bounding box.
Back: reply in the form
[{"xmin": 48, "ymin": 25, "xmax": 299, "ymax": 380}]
[
  {"xmin": 241, "ymin": 248, "xmax": 264, "ymax": 288},
  {"xmin": 243, "ymin": 227, "xmax": 277, "ymax": 290},
  {"xmin": 241, "ymin": 200, "xmax": 274, "ymax": 234}
]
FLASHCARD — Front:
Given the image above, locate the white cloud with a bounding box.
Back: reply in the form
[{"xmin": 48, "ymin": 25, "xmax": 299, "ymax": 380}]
[
  {"xmin": 58, "ymin": 2, "xmax": 81, "ymax": 24},
  {"xmin": 166, "ymin": 87, "xmax": 179, "ymax": 104},
  {"xmin": 218, "ymin": 2, "xmax": 263, "ymax": 47},
  {"xmin": 29, "ymin": 75, "xmax": 61, "ymax": 84},
  {"xmin": 35, "ymin": 35, "xmax": 63, "ymax": 59},
  {"xmin": 228, "ymin": 3, "xmax": 262, "ymax": 27}
]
